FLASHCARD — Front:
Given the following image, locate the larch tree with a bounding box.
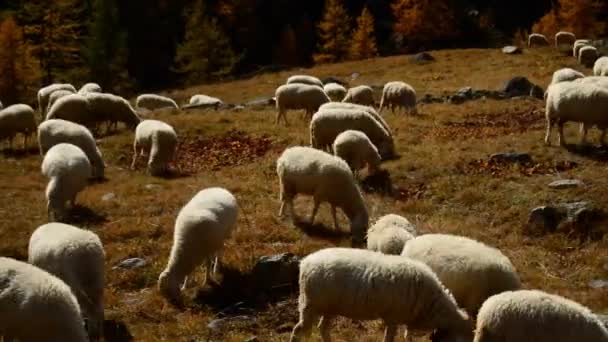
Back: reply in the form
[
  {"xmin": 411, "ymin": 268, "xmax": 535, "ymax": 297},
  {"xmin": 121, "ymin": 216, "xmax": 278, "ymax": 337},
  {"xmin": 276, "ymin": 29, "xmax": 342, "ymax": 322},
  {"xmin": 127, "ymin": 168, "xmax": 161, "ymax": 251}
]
[
  {"xmin": 349, "ymin": 6, "xmax": 378, "ymax": 60},
  {"xmin": 314, "ymin": 0, "xmax": 351, "ymax": 64}
]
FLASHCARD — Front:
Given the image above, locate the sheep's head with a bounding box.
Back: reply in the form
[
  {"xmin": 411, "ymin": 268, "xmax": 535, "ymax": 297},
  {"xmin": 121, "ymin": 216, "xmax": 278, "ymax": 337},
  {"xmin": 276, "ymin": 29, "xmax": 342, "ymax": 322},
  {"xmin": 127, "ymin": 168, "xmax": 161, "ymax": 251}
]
[
  {"xmin": 350, "ymin": 210, "xmax": 369, "ymax": 248},
  {"xmin": 158, "ymin": 270, "xmax": 183, "ymax": 307}
]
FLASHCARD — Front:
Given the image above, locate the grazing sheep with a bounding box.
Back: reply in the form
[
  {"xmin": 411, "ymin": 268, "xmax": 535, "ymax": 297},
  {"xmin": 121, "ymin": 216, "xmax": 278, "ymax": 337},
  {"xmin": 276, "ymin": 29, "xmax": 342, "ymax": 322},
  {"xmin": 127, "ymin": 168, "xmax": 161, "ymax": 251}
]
[
  {"xmin": 594, "ymin": 57, "xmax": 608, "ymax": 76},
  {"xmin": 555, "ymin": 31, "xmax": 576, "ymax": 50},
  {"xmin": 85, "ymin": 92, "xmax": 141, "ymax": 133},
  {"xmin": 332, "ymin": 130, "xmax": 381, "ymax": 176},
  {"xmin": 573, "ymin": 39, "xmax": 591, "ymax": 57},
  {"xmin": 188, "ymin": 94, "xmax": 223, "ymax": 109},
  {"xmin": 158, "ymin": 187, "xmax": 238, "ymax": 306},
  {"xmin": 319, "ymin": 101, "xmax": 392, "ymax": 136},
  {"xmin": 545, "ymin": 81, "xmax": 608, "ymax": 146},
  {"xmin": 131, "ymin": 119, "xmax": 177, "ymax": 177},
  {"xmin": 342, "ymin": 85, "xmax": 375, "ymax": 106},
  {"xmin": 28, "ymin": 223, "xmax": 105, "ymax": 341},
  {"xmin": 310, "ymin": 108, "xmax": 395, "ymax": 159},
  {"xmin": 290, "ymin": 247, "xmax": 472, "ymax": 342},
  {"xmin": 402, "ymin": 234, "xmax": 521, "ymax": 318},
  {"xmin": 366, "ymin": 214, "xmax": 417, "ymax": 255},
  {"xmin": 136, "ymin": 94, "xmax": 179, "ymax": 111},
  {"xmin": 38, "ymin": 119, "xmax": 105, "ymax": 179},
  {"xmin": 41, "ymin": 143, "xmax": 92, "ymax": 222},
  {"xmin": 38, "ymin": 83, "xmax": 77, "ymax": 118},
  {"xmin": 550, "ymin": 68, "xmax": 585, "ymax": 85},
  {"xmin": 571, "ymin": 76, "xmax": 608, "ymax": 143},
  {"xmin": 323, "ymin": 83, "xmax": 347, "ymax": 102},
  {"xmin": 0, "ymin": 104, "xmax": 36, "ymax": 151},
  {"xmin": 47, "ymin": 89, "xmax": 77, "ymax": 114},
  {"xmin": 579, "ymin": 45, "xmax": 599, "ymax": 68},
  {"xmin": 78, "ymin": 83, "xmax": 102, "ymax": 94},
  {"xmin": 528, "ymin": 33, "xmax": 549, "ymax": 47},
  {"xmin": 286, "ymin": 75, "xmax": 324, "ymax": 88},
  {"xmin": 0, "ymin": 257, "xmax": 88, "ymax": 342},
  {"xmin": 379, "ymin": 81, "xmax": 417, "ymax": 114},
  {"xmin": 46, "ymin": 94, "xmax": 95, "ymax": 129},
  {"xmin": 275, "ymin": 83, "xmax": 330, "ymax": 125},
  {"xmin": 474, "ymin": 290, "xmax": 608, "ymax": 342},
  {"xmin": 276, "ymin": 146, "xmax": 369, "ymax": 245}
]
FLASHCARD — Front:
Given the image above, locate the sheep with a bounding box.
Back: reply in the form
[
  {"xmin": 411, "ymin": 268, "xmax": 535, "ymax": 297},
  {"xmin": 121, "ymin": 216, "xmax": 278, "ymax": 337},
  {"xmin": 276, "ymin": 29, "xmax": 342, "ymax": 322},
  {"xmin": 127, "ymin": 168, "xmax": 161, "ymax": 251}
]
[
  {"xmin": 0, "ymin": 257, "xmax": 88, "ymax": 342},
  {"xmin": 46, "ymin": 93, "xmax": 95, "ymax": 130},
  {"xmin": 136, "ymin": 93, "xmax": 179, "ymax": 111},
  {"xmin": 38, "ymin": 119, "xmax": 105, "ymax": 179},
  {"xmin": 319, "ymin": 101, "xmax": 392, "ymax": 136},
  {"xmin": 342, "ymin": 85, "xmax": 375, "ymax": 106},
  {"xmin": 332, "ymin": 130, "xmax": 381, "ymax": 176},
  {"xmin": 41, "ymin": 143, "xmax": 92, "ymax": 222},
  {"xmin": 545, "ymin": 81, "xmax": 608, "ymax": 146},
  {"xmin": 85, "ymin": 92, "xmax": 141, "ymax": 133},
  {"xmin": 290, "ymin": 247, "xmax": 472, "ymax": 342},
  {"xmin": 158, "ymin": 187, "xmax": 238, "ymax": 306},
  {"xmin": 571, "ymin": 76, "xmax": 608, "ymax": 143},
  {"xmin": 276, "ymin": 146, "xmax": 369, "ymax": 246},
  {"xmin": 323, "ymin": 83, "xmax": 347, "ymax": 102},
  {"xmin": 286, "ymin": 75, "xmax": 324, "ymax": 88},
  {"xmin": 527, "ymin": 33, "xmax": 549, "ymax": 47},
  {"xmin": 573, "ymin": 39, "xmax": 591, "ymax": 57},
  {"xmin": 28, "ymin": 223, "xmax": 105, "ymax": 341},
  {"xmin": 47, "ymin": 89, "xmax": 76, "ymax": 114},
  {"xmin": 131, "ymin": 119, "xmax": 177, "ymax": 177},
  {"xmin": 38, "ymin": 83, "xmax": 77, "ymax": 118},
  {"xmin": 366, "ymin": 214, "xmax": 417, "ymax": 255},
  {"xmin": 474, "ymin": 289, "xmax": 608, "ymax": 341},
  {"xmin": 275, "ymin": 83, "xmax": 330, "ymax": 125},
  {"xmin": 310, "ymin": 108, "xmax": 395, "ymax": 159},
  {"xmin": 550, "ymin": 68, "xmax": 585, "ymax": 85},
  {"xmin": 578, "ymin": 45, "xmax": 599, "ymax": 68},
  {"xmin": 188, "ymin": 94, "xmax": 223, "ymax": 109},
  {"xmin": 78, "ymin": 83, "xmax": 102, "ymax": 94},
  {"xmin": 379, "ymin": 81, "xmax": 417, "ymax": 114},
  {"xmin": 0, "ymin": 104, "xmax": 36, "ymax": 151},
  {"xmin": 555, "ymin": 31, "xmax": 576, "ymax": 50},
  {"xmin": 401, "ymin": 234, "xmax": 521, "ymax": 318},
  {"xmin": 594, "ymin": 57, "xmax": 608, "ymax": 76}
]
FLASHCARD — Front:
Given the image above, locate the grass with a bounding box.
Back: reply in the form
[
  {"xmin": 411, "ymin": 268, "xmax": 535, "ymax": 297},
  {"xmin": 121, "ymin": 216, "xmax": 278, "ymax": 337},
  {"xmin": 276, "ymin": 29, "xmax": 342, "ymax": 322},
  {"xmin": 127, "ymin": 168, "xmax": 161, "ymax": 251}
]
[{"xmin": 1, "ymin": 46, "xmax": 608, "ymax": 341}]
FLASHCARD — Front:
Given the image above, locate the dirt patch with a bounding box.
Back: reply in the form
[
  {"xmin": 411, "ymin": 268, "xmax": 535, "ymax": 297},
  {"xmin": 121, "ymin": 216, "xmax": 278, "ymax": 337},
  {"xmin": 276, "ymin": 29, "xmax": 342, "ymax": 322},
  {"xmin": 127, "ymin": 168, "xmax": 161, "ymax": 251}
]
[
  {"xmin": 361, "ymin": 170, "xmax": 426, "ymax": 201},
  {"xmin": 430, "ymin": 108, "xmax": 544, "ymax": 140},
  {"xmin": 173, "ymin": 130, "xmax": 285, "ymax": 174},
  {"xmin": 456, "ymin": 158, "xmax": 578, "ymax": 177}
]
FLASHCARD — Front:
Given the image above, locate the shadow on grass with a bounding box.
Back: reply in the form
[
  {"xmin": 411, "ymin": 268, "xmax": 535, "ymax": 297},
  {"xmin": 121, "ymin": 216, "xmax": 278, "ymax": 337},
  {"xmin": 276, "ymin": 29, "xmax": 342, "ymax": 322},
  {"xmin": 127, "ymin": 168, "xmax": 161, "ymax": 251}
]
[
  {"xmin": 564, "ymin": 143, "xmax": 608, "ymax": 162},
  {"xmin": 67, "ymin": 205, "xmax": 108, "ymax": 225},
  {"xmin": 0, "ymin": 146, "xmax": 40, "ymax": 158},
  {"xmin": 292, "ymin": 218, "xmax": 351, "ymax": 242},
  {"xmin": 103, "ymin": 319, "xmax": 134, "ymax": 342},
  {"xmin": 361, "ymin": 169, "xmax": 394, "ymax": 196}
]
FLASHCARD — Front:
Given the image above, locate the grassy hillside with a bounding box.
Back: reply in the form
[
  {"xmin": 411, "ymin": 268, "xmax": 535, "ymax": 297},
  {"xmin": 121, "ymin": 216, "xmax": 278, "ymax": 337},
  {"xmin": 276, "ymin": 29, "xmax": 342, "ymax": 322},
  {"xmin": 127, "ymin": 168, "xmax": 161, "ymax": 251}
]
[{"xmin": 1, "ymin": 47, "xmax": 607, "ymax": 341}]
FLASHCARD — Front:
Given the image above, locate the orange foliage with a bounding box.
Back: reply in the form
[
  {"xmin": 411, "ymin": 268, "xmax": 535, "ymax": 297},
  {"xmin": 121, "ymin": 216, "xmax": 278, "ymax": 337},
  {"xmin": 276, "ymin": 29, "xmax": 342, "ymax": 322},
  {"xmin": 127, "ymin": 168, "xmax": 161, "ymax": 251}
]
[
  {"xmin": 532, "ymin": 0, "xmax": 606, "ymax": 38},
  {"xmin": 392, "ymin": 0, "xmax": 459, "ymax": 49},
  {"xmin": 313, "ymin": 0, "xmax": 351, "ymax": 64},
  {"xmin": 349, "ymin": 6, "xmax": 378, "ymax": 60}
]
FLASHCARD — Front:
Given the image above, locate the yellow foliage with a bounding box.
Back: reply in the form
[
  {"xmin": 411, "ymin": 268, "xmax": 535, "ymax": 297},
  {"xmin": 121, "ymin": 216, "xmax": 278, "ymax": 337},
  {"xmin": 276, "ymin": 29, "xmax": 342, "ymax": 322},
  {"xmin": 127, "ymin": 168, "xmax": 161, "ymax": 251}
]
[
  {"xmin": 313, "ymin": 0, "xmax": 351, "ymax": 64},
  {"xmin": 392, "ymin": 0, "xmax": 459, "ymax": 49},
  {"xmin": 349, "ymin": 6, "xmax": 378, "ymax": 61},
  {"xmin": 532, "ymin": 0, "xmax": 606, "ymax": 38}
]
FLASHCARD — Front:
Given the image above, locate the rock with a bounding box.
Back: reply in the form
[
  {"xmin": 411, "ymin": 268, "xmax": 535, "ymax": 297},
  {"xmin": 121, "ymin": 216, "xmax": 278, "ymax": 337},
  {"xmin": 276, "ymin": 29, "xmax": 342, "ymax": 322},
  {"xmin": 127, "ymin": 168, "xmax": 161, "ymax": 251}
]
[
  {"xmin": 526, "ymin": 206, "xmax": 562, "ymax": 234},
  {"xmin": 419, "ymin": 93, "xmax": 444, "ymax": 104},
  {"xmin": 321, "ymin": 76, "xmax": 348, "ymax": 86},
  {"xmin": 207, "ymin": 315, "xmax": 256, "ymax": 331},
  {"xmin": 350, "ymin": 72, "xmax": 360, "ymax": 80},
  {"xmin": 101, "ymin": 193, "xmax": 116, "ymax": 202},
  {"xmin": 456, "ymin": 87, "xmax": 474, "ymax": 99},
  {"xmin": 526, "ymin": 201, "xmax": 603, "ymax": 236},
  {"xmin": 144, "ymin": 184, "xmax": 160, "ymax": 190},
  {"xmin": 548, "ymin": 179, "xmax": 584, "ymax": 189},
  {"xmin": 232, "ymin": 105, "xmax": 246, "ymax": 112},
  {"xmin": 251, "ymin": 253, "xmax": 301, "ymax": 291},
  {"xmin": 113, "ymin": 258, "xmax": 147, "ymax": 270},
  {"xmin": 244, "ymin": 97, "xmax": 276, "ymax": 109},
  {"xmin": 590, "ymin": 279, "xmax": 608, "ymax": 289},
  {"xmin": 490, "ymin": 152, "xmax": 532, "ymax": 164},
  {"xmin": 502, "ymin": 46, "xmax": 522, "ymax": 54},
  {"xmin": 502, "ymin": 77, "xmax": 543, "ymax": 98},
  {"xmin": 410, "ymin": 52, "xmax": 435, "ymax": 63},
  {"xmin": 529, "ymin": 85, "xmax": 545, "ymax": 100}
]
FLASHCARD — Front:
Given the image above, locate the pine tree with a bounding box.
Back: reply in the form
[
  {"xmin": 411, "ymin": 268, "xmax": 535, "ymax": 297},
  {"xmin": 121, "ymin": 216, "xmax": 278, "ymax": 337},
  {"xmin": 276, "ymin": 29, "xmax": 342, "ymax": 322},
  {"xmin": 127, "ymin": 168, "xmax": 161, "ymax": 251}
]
[
  {"xmin": 273, "ymin": 25, "xmax": 298, "ymax": 66},
  {"xmin": 174, "ymin": 0, "xmax": 240, "ymax": 84},
  {"xmin": 314, "ymin": 0, "xmax": 351, "ymax": 64},
  {"xmin": 349, "ymin": 6, "xmax": 378, "ymax": 60},
  {"xmin": 392, "ymin": 0, "xmax": 458, "ymax": 51}
]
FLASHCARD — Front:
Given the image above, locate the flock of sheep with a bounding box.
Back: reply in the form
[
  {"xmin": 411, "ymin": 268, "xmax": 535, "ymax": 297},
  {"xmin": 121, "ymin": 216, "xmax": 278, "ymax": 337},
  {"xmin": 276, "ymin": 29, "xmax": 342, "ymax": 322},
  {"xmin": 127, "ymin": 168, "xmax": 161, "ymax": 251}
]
[{"xmin": 1, "ymin": 39, "xmax": 608, "ymax": 342}]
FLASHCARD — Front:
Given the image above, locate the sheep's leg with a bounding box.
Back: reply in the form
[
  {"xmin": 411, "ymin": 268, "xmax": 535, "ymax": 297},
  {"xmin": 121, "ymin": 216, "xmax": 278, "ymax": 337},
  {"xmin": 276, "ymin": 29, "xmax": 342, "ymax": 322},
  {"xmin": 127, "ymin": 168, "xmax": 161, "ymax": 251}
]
[
  {"xmin": 202, "ymin": 257, "xmax": 212, "ymax": 287},
  {"xmin": 310, "ymin": 197, "xmax": 321, "ymax": 224},
  {"xmin": 403, "ymin": 327, "xmax": 413, "ymax": 342},
  {"xmin": 23, "ymin": 133, "xmax": 28, "ymax": 151},
  {"xmin": 318, "ymin": 316, "xmax": 334, "ymax": 342},
  {"xmin": 8, "ymin": 136, "xmax": 13, "ymax": 151},
  {"xmin": 383, "ymin": 324, "xmax": 397, "ymax": 342},
  {"xmin": 544, "ymin": 118, "xmax": 552, "ymax": 146},
  {"xmin": 212, "ymin": 250, "xmax": 222, "ymax": 274},
  {"xmin": 130, "ymin": 141, "xmax": 139, "ymax": 170},
  {"xmin": 331, "ymin": 205, "xmax": 338, "ymax": 230},
  {"xmin": 289, "ymin": 307, "xmax": 317, "ymax": 342},
  {"xmin": 579, "ymin": 123, "xmax": 588, "ymax": 145},
  {"xmin": 180, "ymin": 276, "xmax": 190, "ymax": 290},
  {"xmin": 558, "ymin": 121, "xmax": 566, "ymax": 147}
]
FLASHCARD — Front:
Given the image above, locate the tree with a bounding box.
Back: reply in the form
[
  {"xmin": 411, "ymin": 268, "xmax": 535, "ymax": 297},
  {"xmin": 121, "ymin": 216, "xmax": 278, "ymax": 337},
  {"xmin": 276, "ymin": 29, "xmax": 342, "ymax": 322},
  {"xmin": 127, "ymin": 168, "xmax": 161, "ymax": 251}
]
[
  {"xmin": 272, "ymin": 25, "xmax": 298, "ymax": 66},
  {"xmin": 0, "ymin": 16, "xmax": 41, "ymax": 104},
  {"xmin": 313, "ymin": 0, "xmax": 351, "ymax": 64},
  {"xmin": 174, "ymin": 0, "xmax": 240, "ymax": 84},
  {"xmin": 532, "ymin": 0, "xmax": 606, "ymax": 38},
  {"xmin": 349, "ymin": 6, "xmax": 378, "ymax": 60}
]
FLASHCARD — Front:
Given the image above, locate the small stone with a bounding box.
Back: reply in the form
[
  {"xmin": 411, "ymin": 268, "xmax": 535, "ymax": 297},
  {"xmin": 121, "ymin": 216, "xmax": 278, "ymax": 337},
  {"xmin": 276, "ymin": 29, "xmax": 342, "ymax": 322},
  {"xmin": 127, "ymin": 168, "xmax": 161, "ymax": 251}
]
[
  {"xmin": 548, "ymin": 179, "xmax": 584, "ymax": 189},
  {"xmin": 144, "ymin": 184, "xmax": 160, "ymax": 190},
  {"xmin": 252, "ymin": 253, "xmax": 301, "ymax": 291},
  {"xmin": 113, "ymin": 258, "xmax": 147, "ymax": 270},
  {"xmin": 590, "ymin": 279, "xmax": 608, "ymax": 289},
  {"xmin": 502, "ymin": 76, "xmax": 543, "ymax": 98},
  {"xmin": 410, "ymin": 52, "xmax": 435, "ymax": 63},
  {"xmin": 502, "ymin": 46, "xmax": 522, "ymax": 54},
  {"xmin": 456, "ymin": 87, "xmax": 474, "ymax": 98},
  {"xmin": 490, "ymin": 152, "xmax": 532, "ymax": 164},
  {"xmin": 101, "ymin": 193, "xmax": 116, "ymax": 201},
  {"xmin": 350, "ymin": 72, "xmax": 360, "ymax": 80},
  {"xmin": 526, "ymin": 206, "xmax": 561, "ymax": 234},
  {"xmin": 207, "ymin": 315, "xmax": 255, "ymax": 330}
]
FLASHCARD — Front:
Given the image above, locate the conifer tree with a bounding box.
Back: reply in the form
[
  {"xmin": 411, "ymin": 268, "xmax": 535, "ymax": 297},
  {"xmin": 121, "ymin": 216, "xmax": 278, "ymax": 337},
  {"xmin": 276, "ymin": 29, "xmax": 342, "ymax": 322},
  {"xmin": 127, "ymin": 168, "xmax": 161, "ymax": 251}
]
[
  {"xmin": 349, "ymin": 6, "xmax": 378, "ymax": 60},
  {"xmin": 391, "ymin": 0, "xmax": 458, "ymax": 50},
  {"xmin": 314, "ymin": 0, "xmax": 351, "ymax": 64}
]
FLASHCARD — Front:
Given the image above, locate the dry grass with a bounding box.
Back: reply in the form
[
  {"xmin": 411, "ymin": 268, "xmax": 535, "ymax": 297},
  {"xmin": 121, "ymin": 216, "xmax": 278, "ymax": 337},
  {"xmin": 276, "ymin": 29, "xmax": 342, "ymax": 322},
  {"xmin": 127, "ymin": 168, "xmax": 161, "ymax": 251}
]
[{"xmin": 1, "ymin": 47, "xmax": 607, "ymax": 341}]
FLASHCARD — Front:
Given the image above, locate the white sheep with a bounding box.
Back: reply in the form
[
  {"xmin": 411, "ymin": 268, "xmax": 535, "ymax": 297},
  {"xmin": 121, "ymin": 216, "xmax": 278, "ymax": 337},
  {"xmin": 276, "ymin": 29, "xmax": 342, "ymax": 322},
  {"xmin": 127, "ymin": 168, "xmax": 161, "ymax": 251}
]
[
  {"xmin": 310, "ymin": 107, "xmax": 395, "ymax": 159},
  {"xmin": 136, "ymin": 94, "xmax": 179, "ymax": 111},
  {"xmin": 571, "ymin": 76, "xmax": 608, "ymax": 143},
  {"xmin": 46, "ymin": 93, "xmax": 95, "ymax": 129},
  {"xmin": 286, "ymin": 75, "xmax": 324, "ymax": 88},
  {"xmin": 158, "ymin": 187, "xmax": 238, "ymax": 306},
  {"xmin": 545, "ymin": 81, "xmax": 608, "ymax": 146},
  {"xmin": 38, "ymin": 83, "xmax": 77, "ymax": 118},
  {"xmin": 379, "ymin": 81, "xmax": 417, "ymax": 114},
  {"xmin": 275, "ymin": 83, "xmax": 330, "ymax": 125},
  {"xmin": 401, "ymin": 234, "xmax": 521, "ymax": 318},
  {"xmin": 276, "ymin": 146, "xmax": 369, "ymax": 245},
  {"xmin": 78, "ymin": 83, "xmax": 102, "ymax": 94},
  {"xmin": 38, "ymin": 119, "xmax": 105, "ymax": 179},
  {"xmin": 0, "ymin": 104, "xmax": 36, "ymax": 151},
  {"xmin": 28, "ymin": 223, "xmax": 105, "ymax": 341},
  {"xmin": 573, "ymin": 39, "xmax": 591, "ymax": 57},
  {"xmin": 0, "ymin": 257, "xmax": 88, "ymax": 342},
  {"xmin": 188, "ymin": 94, "xmax": 223, "ymax": 109},
  {"xmin": 332, "ymin": 130, "xmax": 381, "ymax": 176},
  {"xmin": 41, "ymin": 143, "xmax": 92, "ymax": 222},
  {"xmin": 47, "ymin": 89, "xmax": 77, "ymax": 114},
  {"xmin": 323, "ymin": 83, "xmax": 347, "ymax": 102},
  {"xmin": 594, "ymin": 57, "xmax": 608, "ymax": 76},
  {"xmin": 85, "ymin": 92, "xmax": 141, "ymax": 133},
  {"xmin": 342, "ymin": 85, "xmax": 375, "ymax": 106},
  {"xmin": 555, "ymin": 31, "xmax": 576, "ymax": 50},
  {"xmin": 290, "ymin": 247, "xmax": 472, "ymax": 342},
  {"xmin": 528, "ymin": 33, "xmax": 549, "ymax": 47},
  {"xmin": 474, "ymin": 290, "xmax": 608, "ymax": 341},
  {"xmin": 550, "ymin": 68, "xmax": 585, "ymax": 85},
  {"xmin": 319, "ymin": 101, "xmax": 392, "ymax": 136},
  {"xmin": 366, "ymin": 214, "xmax": 417, "ymax": 255},
  {"xmin": 131, "ymin": 119, "xmax": 177, "ymax": 177},
  {"xmin": 578, "ymin": 45, "xmax": 599, "ymax": 68}
]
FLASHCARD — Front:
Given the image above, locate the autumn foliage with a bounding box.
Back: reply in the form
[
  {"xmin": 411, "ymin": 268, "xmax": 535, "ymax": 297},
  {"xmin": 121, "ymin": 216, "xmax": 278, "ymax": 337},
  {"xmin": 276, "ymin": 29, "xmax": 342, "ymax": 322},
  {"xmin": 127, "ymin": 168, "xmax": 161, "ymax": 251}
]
[
  {"xmin": 349, "ymin": 6, "xmax": 378, "ymax": 60},
  {"xmin": 532, "ymin": 0, "xmax": 607, "ymax": 38},
  {"xmin": 313, "ymin": 0, "xmax": 351, "ymax": 64},
  {"xmin": 392, "ymin": 0, "xmax": 459, "ymax": 50}
]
